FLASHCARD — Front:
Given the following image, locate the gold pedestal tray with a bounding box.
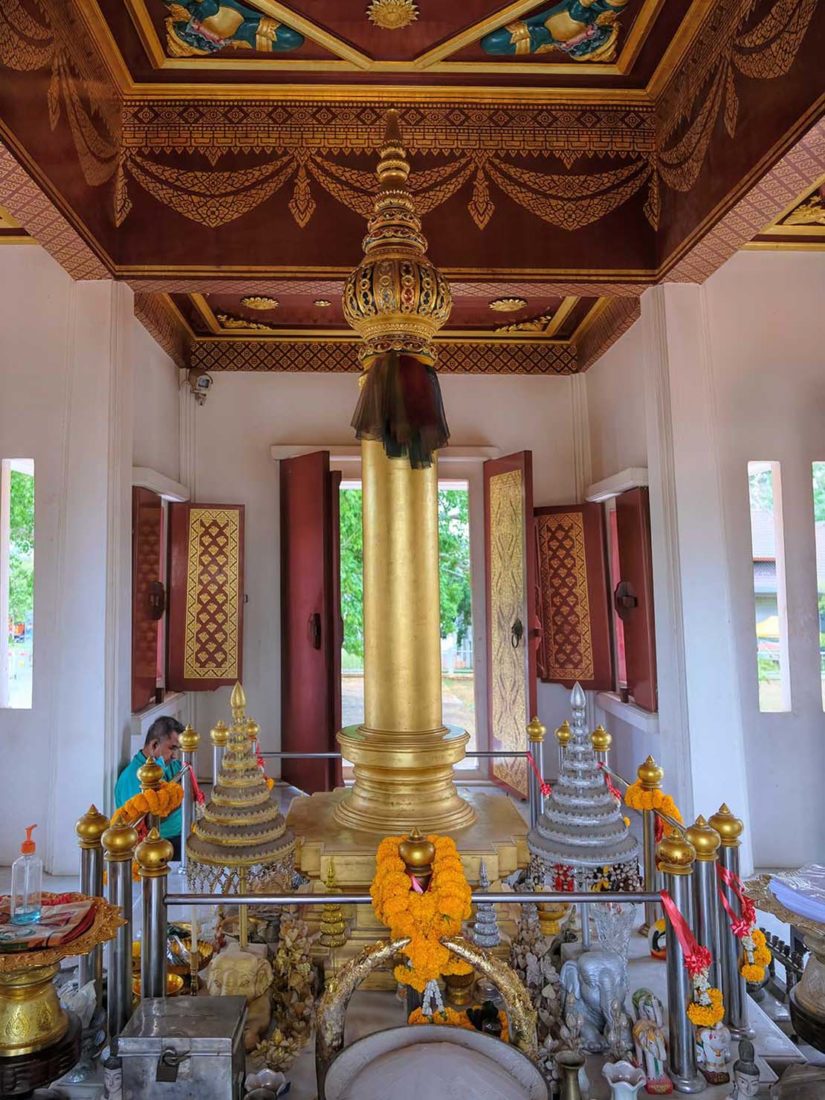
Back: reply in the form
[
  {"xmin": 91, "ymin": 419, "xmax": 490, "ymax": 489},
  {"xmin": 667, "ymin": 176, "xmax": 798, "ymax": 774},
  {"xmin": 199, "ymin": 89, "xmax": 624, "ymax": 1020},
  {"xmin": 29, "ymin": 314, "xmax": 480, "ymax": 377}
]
[
  {"xmin": 0, "ymin": 894, "xmax": 124, "ymax": 1057},
  {"xmin": 288, "ymin": 788, "xmax": 528, "ymax": 988}
]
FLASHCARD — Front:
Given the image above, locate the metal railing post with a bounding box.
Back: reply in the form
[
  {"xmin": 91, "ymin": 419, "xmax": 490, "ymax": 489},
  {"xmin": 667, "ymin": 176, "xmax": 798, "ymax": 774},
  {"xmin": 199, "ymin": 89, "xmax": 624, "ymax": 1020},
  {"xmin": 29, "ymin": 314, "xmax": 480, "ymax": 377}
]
[
  {"xmin": 637, "ymin": 755, "xmax": 664, "ymax": 936},
  {"xmin": 137, "ymin": 829, "xmax": 173, "ymax": 1000},
  {"xmin": 102, "ymin": 820, "xmax": 139, "ymax": 1048},
  {"xmin": 179, "ymin": 725, "xmax": 200, "ymax": 872},
  {"xmin": 709, "ymin": 803, "xmax": 752, "ymax": 1038},
  {"xmin": 210, "ymin": 720, "xmax": 228, "ymax": 783},
  {"xmin": 658, "ymin": 830, "xmax": 704, "ymax": 1094},
  {"xmin": 137, "ymin": 754, "xmax": 164, "ymax": 834},
  {"xmin": 76, "ymin": 805, "xmax": 109, "ymax": 1009},
  {"xmin": 526, "ymin": 715, "xmax": 546, "ymax": 829},
  {"xmin": 687, "ymin": 815, "xmax": 723, "ymax": 992}
]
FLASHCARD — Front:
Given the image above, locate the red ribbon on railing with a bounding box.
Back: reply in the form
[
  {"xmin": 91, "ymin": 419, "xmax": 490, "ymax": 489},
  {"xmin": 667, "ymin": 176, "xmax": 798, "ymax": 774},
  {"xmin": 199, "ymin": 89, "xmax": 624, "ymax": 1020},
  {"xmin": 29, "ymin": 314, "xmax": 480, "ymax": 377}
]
[
  {"xmin": 526, "ymin": 751, "xmax": 552, "ymax": 797},
  {"xmin": 717, "ymin": 865, "xmax": 756, "ymax": 937},
  {"xmin": 597, "ymin": 762, "xmax": 623, "ymax": 804},
  {"xmin": 660, "ymin": 890, "xmax": 713, "ymax": 977},
  {"xmin": 189, "ymin": 767, "xmax": 205, "ymax": 806}
]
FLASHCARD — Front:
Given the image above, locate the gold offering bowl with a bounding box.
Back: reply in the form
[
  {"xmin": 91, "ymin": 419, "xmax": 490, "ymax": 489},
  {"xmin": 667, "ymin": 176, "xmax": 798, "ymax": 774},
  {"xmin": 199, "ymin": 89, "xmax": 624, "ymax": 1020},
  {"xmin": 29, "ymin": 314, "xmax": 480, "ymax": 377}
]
[
  {"xmin": 132, "ymin": 973, "xmax": 185, "ymax": 998},
  {"xmin": 0, "ymin": 894, "xmax": 124, "ymax": 1057}
]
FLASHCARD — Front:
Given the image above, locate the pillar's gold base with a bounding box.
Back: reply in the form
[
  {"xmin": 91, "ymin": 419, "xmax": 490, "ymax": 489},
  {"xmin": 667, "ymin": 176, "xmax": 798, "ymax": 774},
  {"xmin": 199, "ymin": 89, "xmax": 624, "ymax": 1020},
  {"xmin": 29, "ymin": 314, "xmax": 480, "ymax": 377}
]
[
  {"xmin": 335, "ymin": 723, "xmax": 476, "ymax": 834},
  {"xmin": 288, "ymin": 787, "xmax": 527, "ymax": 989},
  {"xmin": 0, "ymin": 963, "xmax": 68, "ymax": 1057}
]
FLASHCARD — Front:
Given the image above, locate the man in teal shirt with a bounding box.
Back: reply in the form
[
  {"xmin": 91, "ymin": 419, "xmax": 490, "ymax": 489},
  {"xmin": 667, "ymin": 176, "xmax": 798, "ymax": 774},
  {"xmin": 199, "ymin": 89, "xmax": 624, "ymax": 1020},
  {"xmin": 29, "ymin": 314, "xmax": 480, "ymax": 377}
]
[{"xmin": 115, "ymin": 717, "xmax": 184, "ymax": 860}]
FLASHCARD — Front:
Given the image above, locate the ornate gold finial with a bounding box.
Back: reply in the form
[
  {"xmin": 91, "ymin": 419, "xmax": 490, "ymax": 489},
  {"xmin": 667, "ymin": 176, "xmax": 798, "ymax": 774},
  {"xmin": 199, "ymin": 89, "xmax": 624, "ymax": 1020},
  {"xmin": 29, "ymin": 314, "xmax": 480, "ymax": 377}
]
[
  {"xmin": 137, "ymin": 755, "xmax": 164, "ymax": 792},
  {"xmin": 342, "ymin": 111, "xmax": 452, "ymax": 363},
  {"xmin": 554, "ymin": 720, "xmax": 571, "ymax": 747},
  {"xmin": 708, "ymin": 803, "xmax": 744, "ymax": 848},
  {"xmin": 179, "ymin": 724, "xmax": 200, "ymax": 753},
  {"xmin": 399, "ymin": 827, "xmax": 436, "ymax": 888},
  {"xmin": 210, "ymin": 720, "xmax": 229, "ymax": 747},
  {"xmin": 637, "ymin": 755, "xmax": 664, "ymax": 791},
  {"xmin": 101, "ymin": 820, "xmax": 139, "ymax": 862},
  {"xmin": 245, "ymin": 718, "xmax": 260, "ymax": 744},
  {"xmin": 591, "ymin": 724, "xmax": 612, "ymax": 753},
  {"xmin": 527, "ymin": 716, "xmax": 546, "ymax": 743},
  {"xmin": 136, "ymin": 827, "xmax": 174, "ymax": 879},
  {"xmin": 686, "ymin": 815, "xmax": 722, "ymax": 862},
  {"xmin": 76, "ymin": 805, "xmax": 109, "ymax": 849},
  {"xmin": 230, "ymin": 682, "xmax": 246, "ymax": 722},
  {"xmin": 656, "ymin": 828, "xmax": 695, "ymax": 875}
]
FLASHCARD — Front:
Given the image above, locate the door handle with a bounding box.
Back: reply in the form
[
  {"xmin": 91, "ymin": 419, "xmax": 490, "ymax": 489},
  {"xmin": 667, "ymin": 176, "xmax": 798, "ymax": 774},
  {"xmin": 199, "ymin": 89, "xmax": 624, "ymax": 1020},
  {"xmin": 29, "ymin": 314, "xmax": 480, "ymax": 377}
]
[
  {"xmin": 614, "ymin": 581, "xmax": 638, "ymax": 622},
  {"xmin": 511, "ymin": 617, "xmax": 524, "ymax": 649},
  {"xmin": 308, "ymin": 612, "xmax": 322, "ymax": 650},
  {"xmin": 147, "ymin": 580, "xmax": 166, "ymax": 621}
]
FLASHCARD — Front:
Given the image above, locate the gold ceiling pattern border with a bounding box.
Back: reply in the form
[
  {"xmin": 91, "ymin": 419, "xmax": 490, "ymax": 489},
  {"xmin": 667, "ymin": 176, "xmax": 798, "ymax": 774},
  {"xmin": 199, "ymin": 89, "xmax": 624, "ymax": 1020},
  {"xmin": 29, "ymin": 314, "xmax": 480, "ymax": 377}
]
[
  {"xmin": 191, "ymin": 338, "xmax": 579, "ymax": 374},
  {"xmin": 134, "ymin": 291, "xmax": 189, "ymax": 368}
]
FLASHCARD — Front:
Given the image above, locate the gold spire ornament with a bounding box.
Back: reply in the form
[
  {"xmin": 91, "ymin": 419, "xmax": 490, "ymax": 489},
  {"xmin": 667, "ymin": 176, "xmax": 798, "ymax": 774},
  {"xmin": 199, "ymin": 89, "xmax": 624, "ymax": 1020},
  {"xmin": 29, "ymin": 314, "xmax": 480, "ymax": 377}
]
[
  {"xmin": 366, "ymin": 0, "xmax": 419, "ymax": 30},
  {"xmin": 187, "ymin": 696, "xmax": 295, "ymax": 894},
  {"xmin": 344, "ymin": 110, "xmax": 452, "ymax": 469}
]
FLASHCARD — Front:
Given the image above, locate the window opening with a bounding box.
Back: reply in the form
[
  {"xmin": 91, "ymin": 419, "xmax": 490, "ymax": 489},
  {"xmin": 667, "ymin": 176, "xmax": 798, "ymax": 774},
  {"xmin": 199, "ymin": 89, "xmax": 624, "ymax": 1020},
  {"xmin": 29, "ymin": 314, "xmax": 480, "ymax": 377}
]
[
  {"xmin": 748, "ymin": 461, "xmax": 790, "ymax": 712},
  {"xmin": 1, "ymin": 459, "xmax": 34, "ymax": 709},
  {"xmin": 604, "ymin": 497, "xmax": 628, "ymax": 695},
  {"xmin": 339, "ymin": 479, "xmax": 476, "ymax": 764}
]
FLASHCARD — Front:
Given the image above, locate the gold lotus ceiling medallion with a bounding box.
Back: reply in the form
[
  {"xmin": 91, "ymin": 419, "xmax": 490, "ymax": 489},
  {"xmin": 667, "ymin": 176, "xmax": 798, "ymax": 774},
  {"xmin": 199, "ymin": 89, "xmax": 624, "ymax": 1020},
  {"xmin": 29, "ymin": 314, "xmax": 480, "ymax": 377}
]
[
  {"xmin": 241, "ymin": 296, "xmax": 279, "ymax": 310},
  {"xmin": 314, "ymin": 299, "xmax": 332, "ymax": 307},
  {"xmin": 366, "ymin": 0, "xmax": 419, "ymax": 30},
  {"xmin": 489, "ymin": 297, "xmax": 528, "ymax": 313}
]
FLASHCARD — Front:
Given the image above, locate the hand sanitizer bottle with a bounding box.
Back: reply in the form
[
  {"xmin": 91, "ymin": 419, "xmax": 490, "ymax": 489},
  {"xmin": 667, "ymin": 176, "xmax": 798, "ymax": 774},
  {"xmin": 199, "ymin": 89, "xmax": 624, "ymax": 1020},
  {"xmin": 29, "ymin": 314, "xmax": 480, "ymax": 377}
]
[{"xmin": 11, "ymin": 825, "xmax": 42, "ymax": 924}]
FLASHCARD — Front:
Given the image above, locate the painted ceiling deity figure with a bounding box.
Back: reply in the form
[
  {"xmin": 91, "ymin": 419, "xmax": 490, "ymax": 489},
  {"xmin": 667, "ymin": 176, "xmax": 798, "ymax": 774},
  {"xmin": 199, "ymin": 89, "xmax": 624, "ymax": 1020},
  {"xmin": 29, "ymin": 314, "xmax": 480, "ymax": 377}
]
[
  {"xmin": 481, "ymin": 0, "xmax": 631, "ymax": 61},
  {"xmin": 163, "ymin": 0, "xmax": 304, "ymax": 57}
]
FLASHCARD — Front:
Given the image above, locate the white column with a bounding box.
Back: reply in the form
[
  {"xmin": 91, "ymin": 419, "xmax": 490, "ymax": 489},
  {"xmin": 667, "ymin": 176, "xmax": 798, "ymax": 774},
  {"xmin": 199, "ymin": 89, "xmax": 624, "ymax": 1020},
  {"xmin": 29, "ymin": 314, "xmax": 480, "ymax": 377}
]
[
  {"xmin": 45, "ymin": 280, "xmax": 135, "ymax": 873},
  {"xmin": 642, "ymin": 284, "xmax": 752, "ymax": 871}
]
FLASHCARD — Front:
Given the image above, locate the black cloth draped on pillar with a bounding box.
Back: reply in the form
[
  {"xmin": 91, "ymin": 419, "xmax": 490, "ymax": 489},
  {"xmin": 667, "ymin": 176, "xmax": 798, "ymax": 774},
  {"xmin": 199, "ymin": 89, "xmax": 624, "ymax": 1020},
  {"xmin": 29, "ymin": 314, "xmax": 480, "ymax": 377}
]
[{"xmin": 351, "ymin": 350, "xmax": 450, "ymax": 469}]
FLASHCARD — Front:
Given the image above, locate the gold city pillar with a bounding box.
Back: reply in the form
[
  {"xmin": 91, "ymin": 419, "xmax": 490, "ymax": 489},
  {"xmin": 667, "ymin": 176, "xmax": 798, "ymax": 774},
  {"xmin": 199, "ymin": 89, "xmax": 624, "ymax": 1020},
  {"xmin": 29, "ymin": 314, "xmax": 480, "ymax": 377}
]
[{"xmin": 334, "ymin": 111, "xmax": 474, "ymax": 835}]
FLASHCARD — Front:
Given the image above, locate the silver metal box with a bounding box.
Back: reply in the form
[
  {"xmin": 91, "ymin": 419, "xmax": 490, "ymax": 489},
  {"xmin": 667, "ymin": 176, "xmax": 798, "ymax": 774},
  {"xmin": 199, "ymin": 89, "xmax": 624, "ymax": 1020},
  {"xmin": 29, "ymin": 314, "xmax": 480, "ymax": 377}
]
[{"xmin": 119, "ymin": 996, "xmax": 247, "ymax": 1100}]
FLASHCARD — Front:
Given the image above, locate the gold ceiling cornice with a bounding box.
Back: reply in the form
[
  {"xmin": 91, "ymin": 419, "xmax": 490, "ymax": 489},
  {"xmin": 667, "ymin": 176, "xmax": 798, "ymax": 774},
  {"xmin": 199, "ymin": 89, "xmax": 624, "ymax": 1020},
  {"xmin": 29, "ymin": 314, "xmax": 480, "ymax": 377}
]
[{"xmin": 79, "ymin": 0, "xmax": 715, "ymax": 105}]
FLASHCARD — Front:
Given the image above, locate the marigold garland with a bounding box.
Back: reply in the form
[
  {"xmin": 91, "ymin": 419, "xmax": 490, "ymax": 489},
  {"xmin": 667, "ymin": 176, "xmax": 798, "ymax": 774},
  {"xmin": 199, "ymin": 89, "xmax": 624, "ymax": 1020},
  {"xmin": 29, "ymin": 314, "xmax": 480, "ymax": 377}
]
[
  {"xmin": 371, "ymin": 834, "xmax": 472, "ymax": 993},
  {"xmin": 113, "ymin": 780, "xmax": 183, "ymax": 826},
  {"xmin": 624, "ymin": 781, "xmax": 682, "ymax": 823},
  {"xmin": 741, "ymin": 925, "xmax": 772, "ymax": 984},
  {"xmin": 687, "ymin": 987, "xmax": 724, "ymax": 1027}
]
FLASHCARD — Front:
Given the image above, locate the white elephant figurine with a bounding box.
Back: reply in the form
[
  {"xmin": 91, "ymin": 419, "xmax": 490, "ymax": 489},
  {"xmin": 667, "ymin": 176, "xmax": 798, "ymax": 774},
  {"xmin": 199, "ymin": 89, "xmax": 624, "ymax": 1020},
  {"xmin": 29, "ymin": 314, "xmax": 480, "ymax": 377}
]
[
  {"xmin": 696, "ymin": 1023, "xmax": 731, "ymax": 1084},
  {"xmin": 559, "ymin": 949, "xmax": 628, "ymax": 1053}
]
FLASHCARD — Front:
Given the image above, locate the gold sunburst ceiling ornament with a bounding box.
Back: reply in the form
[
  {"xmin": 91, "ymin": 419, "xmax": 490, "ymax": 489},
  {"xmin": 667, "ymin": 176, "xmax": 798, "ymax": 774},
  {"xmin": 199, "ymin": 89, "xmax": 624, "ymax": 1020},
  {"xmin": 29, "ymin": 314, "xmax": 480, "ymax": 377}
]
[
  {"xmin": 241, "ymin": 295, "xmax": 279, "ymax": 310},
  {"xmin": 367, "ymin": 0, "xmax": 419, "ymax": 30},
  {"xmin": 314, "ymin": 299, "xmax": 332, "ymax": 307},
  {"xmin": 489, "ymin": 297, "xmax": 528, "ymax": 313}
]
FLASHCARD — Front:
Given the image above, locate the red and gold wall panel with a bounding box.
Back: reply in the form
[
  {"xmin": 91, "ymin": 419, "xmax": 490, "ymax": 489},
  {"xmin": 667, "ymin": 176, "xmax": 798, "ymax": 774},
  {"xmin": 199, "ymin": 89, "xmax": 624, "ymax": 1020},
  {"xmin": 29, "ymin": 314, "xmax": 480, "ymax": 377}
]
[{"xmin": 167, "ymin": 503, "xmax": 245, "ymax": 691}]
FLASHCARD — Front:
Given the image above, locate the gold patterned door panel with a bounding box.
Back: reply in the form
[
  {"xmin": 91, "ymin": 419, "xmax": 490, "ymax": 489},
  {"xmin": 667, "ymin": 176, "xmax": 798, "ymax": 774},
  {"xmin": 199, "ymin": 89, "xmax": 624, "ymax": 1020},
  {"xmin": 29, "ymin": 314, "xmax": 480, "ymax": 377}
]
[
  {"xmin": 167, "ymin": 503, "xmax": 245, "ymax": 691},
  {"xmin": 484, "ymin": 453, "xmax": 537, "ymax": 798}
]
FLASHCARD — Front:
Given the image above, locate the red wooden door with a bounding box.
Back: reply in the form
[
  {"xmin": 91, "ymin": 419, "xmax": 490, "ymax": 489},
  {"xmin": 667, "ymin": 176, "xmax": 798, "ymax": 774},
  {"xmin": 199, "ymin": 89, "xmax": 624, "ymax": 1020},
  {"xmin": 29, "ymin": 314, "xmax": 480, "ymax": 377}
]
[
  {"xmin": 483, "ymin": 451, "xmax": 538, "ymax": 797},
  {"xmin": 615, "ymin": 487, "xmax": 657, "ymax": 712},
  {"xmin": 280, "ymin": 452, "xmax": 340, "ymax": 794},
  {"xmin": 534, "ymin": 503, "xmax": 614, "ymax": 691},
  {"xmin": 131, "ymin": 487, "xmax": 163, "ymax": 712}
]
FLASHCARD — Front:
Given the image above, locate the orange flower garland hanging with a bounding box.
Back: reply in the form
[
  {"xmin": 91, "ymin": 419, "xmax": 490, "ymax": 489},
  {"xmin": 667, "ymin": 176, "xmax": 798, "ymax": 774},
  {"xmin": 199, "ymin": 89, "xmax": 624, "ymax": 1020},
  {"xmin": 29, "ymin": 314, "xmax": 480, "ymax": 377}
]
[
  {"xmin": 371, "ymin": 833, "xmax": 473, "ymax": 994},
  {"xmin": 113, "ymin": 780, "xmax": 184, "ymax": 826}
]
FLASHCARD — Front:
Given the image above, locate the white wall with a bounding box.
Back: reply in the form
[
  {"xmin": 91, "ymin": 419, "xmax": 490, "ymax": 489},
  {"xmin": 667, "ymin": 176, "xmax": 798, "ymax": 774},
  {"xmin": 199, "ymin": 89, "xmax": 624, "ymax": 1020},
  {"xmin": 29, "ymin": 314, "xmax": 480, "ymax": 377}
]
[
  {"xmin": 586, "ymin": 321, "xmax": 647, "ymax": 484},
  {"xmin": 0, "ymin": 247, "xmax": 134, "ymax": 872},
  {"xmin": 132, "ymin": 321, "xmax": 181, "ymax": 483},
  {"xmin": 188, "ymin": 372, "xmax": 581, "ymax": 763},
  {"xmin": 705, "ymin": 251, "xmax": 825, "ymax": 867},
  {"xmin": 584, "ymin": 250, "xmax": 825, "ymax": 870}
]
